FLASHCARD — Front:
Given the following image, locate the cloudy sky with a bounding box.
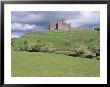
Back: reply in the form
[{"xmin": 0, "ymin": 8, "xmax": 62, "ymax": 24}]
[{"xmin": 11, "ymin": 11, "xmax": 100, "ymax": 38}]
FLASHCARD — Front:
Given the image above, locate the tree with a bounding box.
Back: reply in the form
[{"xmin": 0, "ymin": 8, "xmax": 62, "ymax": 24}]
[{"xmin": 94, "ymin": 27, "xmax": 100, "ymax": 31}]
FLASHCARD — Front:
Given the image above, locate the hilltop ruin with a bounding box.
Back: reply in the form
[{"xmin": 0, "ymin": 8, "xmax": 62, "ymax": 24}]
[{"xmin": 49, "ymin": 18, "xmax": 71, "ymax": 31}]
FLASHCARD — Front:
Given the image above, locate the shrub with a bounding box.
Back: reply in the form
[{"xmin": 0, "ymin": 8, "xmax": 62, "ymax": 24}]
[
  {"xmin": 25, "ymin": 43, "xmax": 56, "ymax": 53},
  {"xmin": 86, "ymin": 40, "xmax": 100, "ymax": 58},
  {"xmin": 26, "ymin": 44, "xmax": 32, "ymax": 52},
  {"xmin": 40, "ymin": 47, "xmax": 48, "ymax": 52},
  {"xmin": 96, "ymin": 56, "xmax": 100, "ymax": 60},
  {"xmin": 11, "ymin": 40, "xmax": 15, "ymax": 47},
  {"xmin": 42, "ymin": 43, "xmax": 56, "ymax": 53},
  {"xmin": 24, "ymin": 40, "xmax": 28, "ymax": 44},
  {"xmin": 17, "ymin": 45, "xmax": 23, "ymax": 51},
  {"xmin": 71, "ymin": 43, "xmax": 87, "ymax": 57},
  {"xmin": 82, "ymin": 51, "xmax": 95, "ymax": 59},
  {"xmin": 94, "ymin": 27, "xmax": 100, "ymax": 31},
  {"xmin": 88, "ymin": 44, "xmax": 100, "ymax": 57},
  {"xmin": 92, "ymin": 48, "xmax": 100, "ymax": 56},
  {"xmin": 12, "ymin": 40, "xmax": 29, "ymax": 51},
  {"xmin": 27, "ymin": 43, "xmax": 41, "ymax": 52},
  {"xmin": 70, "ymin": 43, "xmax": 97, "ymax": 59}
]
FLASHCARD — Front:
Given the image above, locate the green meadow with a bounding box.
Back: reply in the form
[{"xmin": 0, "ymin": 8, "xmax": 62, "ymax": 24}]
[
  {"xmin": 12, "ymin": 51, "xmax": 100, "ymax": 77},
  {"xmin": 11, "ymin": 29, "xmax": 100, "ymax": 77}
]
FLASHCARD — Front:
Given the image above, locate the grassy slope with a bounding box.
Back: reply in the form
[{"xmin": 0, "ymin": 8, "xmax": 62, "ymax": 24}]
[
  {"xmin": 13, "ymin": 29, "xmax": 99, "ymax": 51},
  {"xmin": 12, "ymin": 29, "xmax": 100, "ymax": 77},
  {"xmin": 12, "ymin": 51, "xmax": 100, "ymax": 77}
]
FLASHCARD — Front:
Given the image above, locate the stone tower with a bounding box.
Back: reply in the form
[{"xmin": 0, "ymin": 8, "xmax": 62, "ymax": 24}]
[{"xmin": 49, "ymin": 18, "xmax": 71, "ymax": 31}]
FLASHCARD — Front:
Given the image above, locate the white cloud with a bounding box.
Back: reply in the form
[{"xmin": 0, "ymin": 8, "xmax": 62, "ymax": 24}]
[
  {"xmin": 11, "ymin": 23, "xmax": 37, "ymax": 30},
  {"xmin": 11, "ymin": 32, "xmax": 23, "ymax": 38},
  {"xmin": 66, "ymin": 11, "xmax": 100, "ymax": 28}
]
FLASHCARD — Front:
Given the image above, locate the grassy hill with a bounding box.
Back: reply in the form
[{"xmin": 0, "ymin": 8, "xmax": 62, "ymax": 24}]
[
  {"xmin": 11, "ymin": 29, "xmax": 100, "ymax": 77},
  {"xmin": 12, "ymin": 29, "xmax": 99, "ymax": 51}
]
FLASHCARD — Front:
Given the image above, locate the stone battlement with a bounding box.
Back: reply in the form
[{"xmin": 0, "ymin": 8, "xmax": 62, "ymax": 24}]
[{"xmin": 49, "ymin": 18, "xmax": 71, "ymax": 31}]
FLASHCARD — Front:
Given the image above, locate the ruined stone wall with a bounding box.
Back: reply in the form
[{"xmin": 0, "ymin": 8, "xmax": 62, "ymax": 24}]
[
  {"xmin": 49, "ymin": 18, "xmax": 71, "ymax": 31},
  {"xmin": 57, "ymin": 19, "xmax": 65, "ymax": 30}
]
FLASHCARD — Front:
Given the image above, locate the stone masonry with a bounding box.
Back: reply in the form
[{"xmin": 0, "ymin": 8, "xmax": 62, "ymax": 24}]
[{"xmin": 49, "ymin": 18, "xmax": 71, "ymax": 31}]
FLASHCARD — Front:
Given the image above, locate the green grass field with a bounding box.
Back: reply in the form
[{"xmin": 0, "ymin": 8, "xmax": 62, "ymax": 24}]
[
  {"xmin": 12, "ymin": 29, "xmax": 99, "ymax": 51},
  {"xmin": 11, "ymin": 29, "xmax": 100, "ymax": 77},
  {"xmin": 11, "ymin": 51, "xmax": 100, "ymax": 77}
]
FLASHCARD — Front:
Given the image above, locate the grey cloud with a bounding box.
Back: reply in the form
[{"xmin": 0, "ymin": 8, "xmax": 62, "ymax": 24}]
[{"xmin": 11, "ymin": 11, "xmax": 82, "ymax": 24}]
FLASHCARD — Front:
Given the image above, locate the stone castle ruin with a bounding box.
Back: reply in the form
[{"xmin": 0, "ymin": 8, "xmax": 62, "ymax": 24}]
[{"xmin": 49, "ymin": 18, "xmax": 71, "ymax": 31}]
